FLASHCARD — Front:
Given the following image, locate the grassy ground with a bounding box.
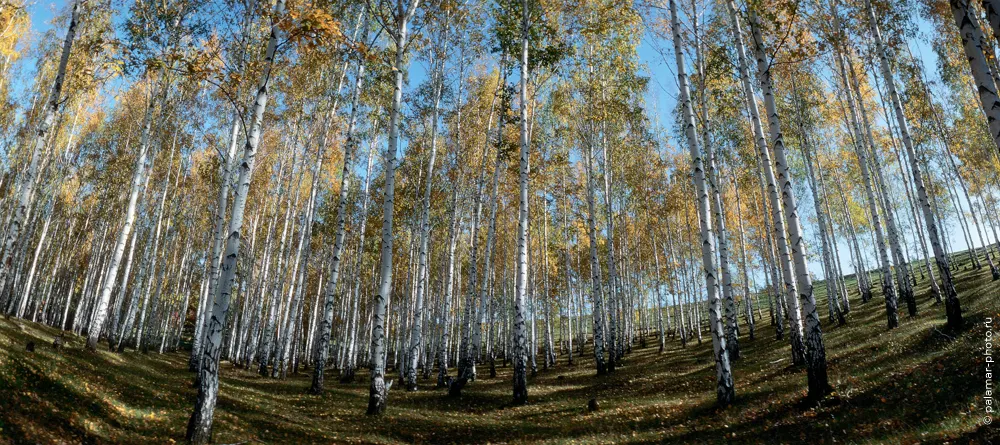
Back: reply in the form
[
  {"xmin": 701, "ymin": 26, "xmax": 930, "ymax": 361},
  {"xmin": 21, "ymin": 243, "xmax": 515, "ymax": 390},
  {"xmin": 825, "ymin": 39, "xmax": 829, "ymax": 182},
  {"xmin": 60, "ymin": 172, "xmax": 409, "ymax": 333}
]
[{"xmin": 1, "ymin": 255, "xmax": 998, "ymax": 444}]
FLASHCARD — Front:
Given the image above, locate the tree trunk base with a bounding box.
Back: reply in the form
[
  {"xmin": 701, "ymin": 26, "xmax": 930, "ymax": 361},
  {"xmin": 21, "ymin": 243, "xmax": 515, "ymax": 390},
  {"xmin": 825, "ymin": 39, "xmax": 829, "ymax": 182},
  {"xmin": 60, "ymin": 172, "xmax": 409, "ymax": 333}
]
[
  {"xmin": 447, "ymin": 377, "xmax": 467, "ymax": 397},
  {"xmin": 339, "ymin": 366, "xmax": 356, "ymax": 383},
  {"xmin": 366, "ymin": 378, "xmax": 390, "ymax": 415},
  {"xmin": 945, "ymin": 296, "xmax": 963, "ymax": 332},
  {"xmin": 437, "ymin": 374, "xmax": 450, "ymax": 388}
]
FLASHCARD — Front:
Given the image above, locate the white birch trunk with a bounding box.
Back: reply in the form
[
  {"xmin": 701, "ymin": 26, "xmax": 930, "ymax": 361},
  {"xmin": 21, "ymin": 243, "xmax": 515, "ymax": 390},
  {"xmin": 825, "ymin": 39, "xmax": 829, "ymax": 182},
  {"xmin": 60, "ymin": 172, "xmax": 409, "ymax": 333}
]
[
  {"xmin": 438, "ymin": 52, "xmax": 464, "ymax": 386},
  {"xmin": 186, "ymin": 1, "xmax": 285, "ymax": 440},
  {"xmin": 193, "ymin": 113, "xmax": 241, "ymax": 370},
  {"xmin": 0, "ymin": 0, "xmax": 79, "ymax": 307},
  {"xmin": 471, "ymin": 111, "xmax": 506, "ymax": 379},
  {"xmin": 732, "ymin": 175, "xmax": 756, "ymax": 338},
  {"xmin": 747, "ymin": 6, "xmax": 828, "ymax": 397},
  {"xmin": 584, "ymin": 121, "xmax": 607, "ymax": 375},
  {"xmin": 832, "ymin": 39, "xmax": 897, "ymax": 316},
  {"xmin": 405, "ymin": 19, "xmax": 446, "ymax": 389},
  {"xmin": 599, "ymin": 139, "xmax": 620, "ymax": 370},
  {"xmin": 733, "ymin": 0, "xmax": 805, "ymax": 364},
  {"xmin": 793, "ymin": 82, "xmax": 845, "ymax": 327},
  {"xmin": 871, "ymin": 0, "xmax": 963, "ymax": 329},
  {"xmin": 952, "ymin": 0, "xmax": 1000, "ymax": 158},
  {"xmin": 849, "ymin": 56, "xmax": 908, "ymax": 323},
  {"xmin": 368, "ymin": 0, "xmax": 419, "ymax": 415},
  {"xmin": 513, "ymin": 5, "xmax": 530, "ymax": 402},
  {"xmin": 311, "ymin": 32, "xmax": 367, "ymax": 393},
  {"xmin": 15, "ymin": 205, "xmax": 52, "ymax": 319},
  {"xmin": 671, "ymin": 0, "xmax": 734, "ymax": 405},
  {"xmin": 344, "ymin": 132, "xmax": 379, "ymax": 380}
]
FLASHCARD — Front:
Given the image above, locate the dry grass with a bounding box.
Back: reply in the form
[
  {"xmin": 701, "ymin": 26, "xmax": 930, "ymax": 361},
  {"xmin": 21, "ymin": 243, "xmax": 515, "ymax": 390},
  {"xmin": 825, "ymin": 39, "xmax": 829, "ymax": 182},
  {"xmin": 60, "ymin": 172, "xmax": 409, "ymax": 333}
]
[{"xmin": 1, "ymin": 254, "xmax": 997, "ymax": 444}]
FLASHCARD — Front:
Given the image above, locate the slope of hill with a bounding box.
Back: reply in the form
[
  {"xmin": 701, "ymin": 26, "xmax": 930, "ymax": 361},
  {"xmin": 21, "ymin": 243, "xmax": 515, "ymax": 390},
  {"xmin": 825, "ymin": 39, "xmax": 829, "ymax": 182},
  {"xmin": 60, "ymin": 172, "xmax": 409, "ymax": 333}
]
[{"xmin": 1, "ymin": 258, "xmax": 996, "ymax": 444}]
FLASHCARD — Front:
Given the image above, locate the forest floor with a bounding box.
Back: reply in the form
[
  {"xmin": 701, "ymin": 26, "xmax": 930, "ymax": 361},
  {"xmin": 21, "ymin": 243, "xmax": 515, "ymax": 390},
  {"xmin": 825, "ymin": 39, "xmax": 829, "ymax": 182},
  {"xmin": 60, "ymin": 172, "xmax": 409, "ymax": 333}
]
[{"xmin": 1, "ymin": 255, "xmax": 998, "ymax": 444}]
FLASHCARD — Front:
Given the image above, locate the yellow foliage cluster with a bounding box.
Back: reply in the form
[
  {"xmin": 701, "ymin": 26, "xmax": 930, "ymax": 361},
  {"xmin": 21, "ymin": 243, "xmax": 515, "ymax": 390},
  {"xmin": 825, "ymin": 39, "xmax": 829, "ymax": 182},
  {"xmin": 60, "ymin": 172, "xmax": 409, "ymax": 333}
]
[
  {"xmin": 284, "ymin": 5, "xmax": 344, "ymax": 50},
  {"xmin": 0, "ymin": 2, "xmax": 30, "ymax": 62}
]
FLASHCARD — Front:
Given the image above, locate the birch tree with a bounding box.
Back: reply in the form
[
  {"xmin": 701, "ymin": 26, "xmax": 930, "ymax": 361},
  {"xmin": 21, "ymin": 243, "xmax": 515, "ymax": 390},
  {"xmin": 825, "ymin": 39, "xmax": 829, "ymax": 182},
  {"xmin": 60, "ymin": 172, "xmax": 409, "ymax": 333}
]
[
  {"xmin": 405, "ymin": 7, "xmax": 448, "ymax": 391},
  {"xmin": 310, "ymin": 10, "xmax": 369, "ymax": 394},
  {"xmin": 186, "ymin": 1, "xmax": 286, "ymax": 441},
  {"xmin": 727, "ymin": 0, "xmax": 805, "ymax": 364},
  {"xmin": 746, "ymin": 0, "xmax": 830, "ymax": 399},
  {"xmin": 0, "ymin": 0, "xmax": 81, "ymax": 310},
  {"xmin": 87, "ymin": 3, "xmax": 190, "ymax": 351},
  {"xmin": 367, "ymin": 0, "xmax": 420, "ymax": 416},
  {"xmin": 510, "ymin": 0, "xmax": 531, "ymax": 405},
  {"xmin": 950, "ymin": 0, "xmax": 1000, "ymax": 158},
  {"xmin": 670, "ymin": 0, "xmax": 734, "ymax": 406},
  {"xmin": 868, "ymin": 0, "xmax": 962, "ymax": 329}
]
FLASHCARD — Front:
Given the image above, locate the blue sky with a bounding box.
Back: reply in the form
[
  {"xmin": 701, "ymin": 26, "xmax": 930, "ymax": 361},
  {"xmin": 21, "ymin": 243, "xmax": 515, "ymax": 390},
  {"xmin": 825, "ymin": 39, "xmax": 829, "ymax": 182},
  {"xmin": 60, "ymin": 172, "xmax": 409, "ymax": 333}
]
[
  {"xmin": 10, "ymin": 2, "xmax": 57, "ymax": 98},
  {"xmin": 11, "ymin": 1, "xmax": 987, "ymax": 290},
  {"xmin": 631, "ymin": 10, "xmax": 985, "ymax": 287}
]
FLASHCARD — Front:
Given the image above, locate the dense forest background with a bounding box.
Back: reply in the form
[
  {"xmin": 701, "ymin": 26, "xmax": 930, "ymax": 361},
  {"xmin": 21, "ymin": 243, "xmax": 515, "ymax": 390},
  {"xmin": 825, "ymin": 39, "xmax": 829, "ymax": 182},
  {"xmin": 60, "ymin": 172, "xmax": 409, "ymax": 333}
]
[{"xmin": 0, "ymin": 0, "xmax": 998, "ymax": 443}]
